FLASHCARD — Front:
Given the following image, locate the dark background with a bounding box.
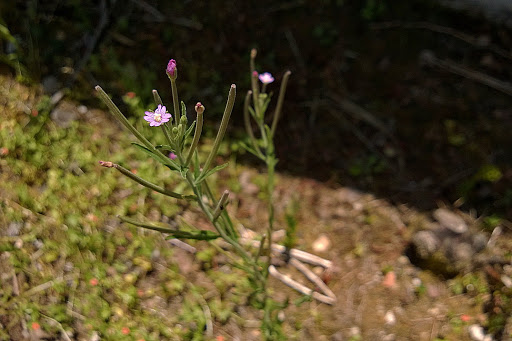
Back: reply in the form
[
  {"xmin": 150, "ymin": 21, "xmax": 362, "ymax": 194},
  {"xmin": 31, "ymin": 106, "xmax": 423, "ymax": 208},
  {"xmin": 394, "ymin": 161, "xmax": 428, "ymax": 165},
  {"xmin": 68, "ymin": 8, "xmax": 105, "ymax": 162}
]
[{"xmin": 2, "ymin": 0, "xmax": 511, "ymax": 221}]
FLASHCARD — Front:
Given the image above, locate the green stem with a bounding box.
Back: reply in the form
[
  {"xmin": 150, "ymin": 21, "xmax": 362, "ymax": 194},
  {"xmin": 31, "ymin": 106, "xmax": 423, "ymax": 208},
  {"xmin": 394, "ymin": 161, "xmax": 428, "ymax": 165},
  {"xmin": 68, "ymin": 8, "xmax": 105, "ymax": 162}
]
[
  {"xmin": 212, "ymin": 190, "xmax": 230, "ymax": 222},
  {"xmin": 244, "ymin": 90, "xmax": 264, "ymax": 158},
  {"xmin": 199, "ymin": 84, "xmax": 236, "ymax": 178},
  {"xmin": 170, "ymin": 79, "xmax": 180, "ymax": 128},
  {"xmin": 270, "ymin": 70, "xmax": 291, "ymax": 138},
  {"xmin": 185, "ymin": 111, "xmax": 203, "ymax": 166},
  {"xmin": 185, "ymin": 172, "xmax": 256, "ymax": 271},
  {"xmin": 251, "ymin": 72, "xmax": 261, "ymax": 116}
]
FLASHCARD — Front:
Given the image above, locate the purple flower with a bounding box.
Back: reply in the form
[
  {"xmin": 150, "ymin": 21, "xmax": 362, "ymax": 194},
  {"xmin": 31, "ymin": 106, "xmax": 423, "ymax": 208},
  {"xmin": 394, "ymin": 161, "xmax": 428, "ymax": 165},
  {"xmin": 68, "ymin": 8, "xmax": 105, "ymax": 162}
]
[
  {"xmin": 144, "ymin": 104, "xmax": 171, "ymax": 127},
  {"xmin": 169, "ymin": 152, "xmax": 177, "ymax": 160},
  {"xmin": 258, "ymin": 72, "xmax": 274, "ymax": 84},
  {"xmin": 166, "ymin": 59, "xmax": 177, "ymax": 79}
]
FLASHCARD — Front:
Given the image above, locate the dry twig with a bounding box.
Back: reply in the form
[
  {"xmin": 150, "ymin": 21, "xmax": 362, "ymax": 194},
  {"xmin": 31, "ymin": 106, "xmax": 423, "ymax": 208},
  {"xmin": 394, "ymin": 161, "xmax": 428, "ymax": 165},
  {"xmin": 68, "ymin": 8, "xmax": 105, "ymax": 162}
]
[{"xmin": 268, "ymin": 266, "xmax": 336, "ymax": 305}]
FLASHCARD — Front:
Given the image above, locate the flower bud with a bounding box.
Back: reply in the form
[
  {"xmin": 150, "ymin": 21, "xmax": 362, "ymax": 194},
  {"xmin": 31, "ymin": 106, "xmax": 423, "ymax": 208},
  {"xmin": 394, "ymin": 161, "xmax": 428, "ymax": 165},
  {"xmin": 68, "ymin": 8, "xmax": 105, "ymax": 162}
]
[
  {"xmin": 180, "ymin": 115, "xmax": 188, "ymax": 125},
  {"xmin": 166, "ymin": 59, "xmax": 177, "ymax": 80},
  {"xmin": 99, "ymin": 160, "xmax": 114, "ymax": 168},
  {"xmin": 195, "ymin": 102, "xmax": 205, "ymax": 114},
  {"xmin": 251, "ymin": 49, "xmax": 257, "ymax": 59}
]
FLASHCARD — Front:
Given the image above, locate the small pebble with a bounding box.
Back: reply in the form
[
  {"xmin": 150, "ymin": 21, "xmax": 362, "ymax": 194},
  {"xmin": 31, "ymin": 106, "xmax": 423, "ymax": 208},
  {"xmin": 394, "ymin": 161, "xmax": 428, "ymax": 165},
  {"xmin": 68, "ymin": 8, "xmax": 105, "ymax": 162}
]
[
  {"xmin": 349, "ymin": 327, "xmax": 360, "ymax": 337},
  {"xmin": 77, "ymin": 105, "xmax": 88, "ymax": 114},
  {"xmin": 6, "ymin": 222, "xmax": 22, "ymax": 236},
  {"xmin": 433, "ymin": 208, "xmax": 467, "ymax": 234},
  {"xmin": 411, "ymin": 277, "xmax": 422, "ymax": 288},
  {"xmin": 382, "ymin": 271, "xmax": 396, "ymax": 288},
  {"xmin": 468, "ymin": 324, "xmax": 485, "ymax": 341},
  {"xmin": 384, "ymin": 310, "xmax": 396, "ymax": 326},
  {"xmin": 312, "ymin": 234, "xmax": 331, "ymax": 253},
  {"xmin": 501, "ymin": 275, "xmax": 512, "ymax": 288},
  {"xmin": 33, "ymin": 239, "xmax": 44, "ymax": 249},
  {"xmin": 14, "ymin": 239, "xmax": 23, "ymax": 249},
  {"xmin": 277, "ymin": 311, "xmax": 285, "ymax": 322}
]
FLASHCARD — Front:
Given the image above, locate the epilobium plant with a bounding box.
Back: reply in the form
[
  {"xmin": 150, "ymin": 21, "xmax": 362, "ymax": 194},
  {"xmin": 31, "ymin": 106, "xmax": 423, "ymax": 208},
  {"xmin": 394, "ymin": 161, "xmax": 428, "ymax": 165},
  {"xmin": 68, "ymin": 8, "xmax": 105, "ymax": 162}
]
[{"xmin": 96, "ymin": 51, "xmax": 333, "ymax": 340}]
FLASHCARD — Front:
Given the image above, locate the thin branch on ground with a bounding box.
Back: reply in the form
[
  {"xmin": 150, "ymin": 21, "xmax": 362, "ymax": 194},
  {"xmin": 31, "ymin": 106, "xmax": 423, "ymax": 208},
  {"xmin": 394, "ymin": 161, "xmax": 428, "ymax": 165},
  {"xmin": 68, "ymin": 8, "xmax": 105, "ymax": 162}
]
[
  {"xmin": 289, "ymin": 258, "xmax": 336, "ymax": 300},
  {"xmin": 268, "ymin": 265, "xmax": 336, "ymax": 305},
  {"xmin": 420, "ymin": 51, "xmax": 512, "ymax": 97},
  {"xmin": 371, "ymin": 21, "xmax": 512, "ymax": 61}
]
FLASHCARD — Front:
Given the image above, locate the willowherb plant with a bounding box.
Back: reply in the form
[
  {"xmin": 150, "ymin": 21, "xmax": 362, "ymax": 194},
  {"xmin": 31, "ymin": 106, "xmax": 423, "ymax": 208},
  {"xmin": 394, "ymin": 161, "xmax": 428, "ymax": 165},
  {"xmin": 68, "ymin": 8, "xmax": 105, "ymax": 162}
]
[{"xmin": 96, "ymin": 50, "xmax": 335, "ymax": 340}]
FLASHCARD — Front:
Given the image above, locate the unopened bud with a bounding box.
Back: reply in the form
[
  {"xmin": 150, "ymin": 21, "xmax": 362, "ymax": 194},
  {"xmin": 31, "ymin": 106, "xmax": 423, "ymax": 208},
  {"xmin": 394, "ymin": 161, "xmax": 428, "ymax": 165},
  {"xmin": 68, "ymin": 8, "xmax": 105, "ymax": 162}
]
[
  {"xmin": 99, "ymin": 160, "xmax": 114, "ymax": 168},
  {"xmin": 172, "ymin": 127, "xmax": 179, "ymax": 135},
  {"xmin": 166, "ymin": 59, "xmax": 177, "ymax": 80},
  {"xmin": 180, "ymin": 115, "xmax": 188, "ymax": 125},
  {"xmin": 195, "ymin": 102, "xmax": 205, "ymax": 114},
  {"xmin": 251, "ymin": 49, "xmax": 257, "ymax": 59}
]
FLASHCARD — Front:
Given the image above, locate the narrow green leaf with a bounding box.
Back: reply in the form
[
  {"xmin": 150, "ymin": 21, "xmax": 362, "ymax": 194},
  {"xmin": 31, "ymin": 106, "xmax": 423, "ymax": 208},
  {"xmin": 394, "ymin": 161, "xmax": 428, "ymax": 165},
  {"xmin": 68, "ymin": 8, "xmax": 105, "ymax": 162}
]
[
  {"xmin": 165, "ymin": 230, "xmax": 220, "ymax": 241},
  {"xmin": 119, "ymin": 216, "xmax": 218, "ymax": 240},
  {"xmin": 132, "ymin": 142, "xmax": 178, "ymax": 170},
  {"xmin": 194, "ymin": 162, "xmax": 229, "ymax": 185},
  {"xmin": 155, "ymin": 144, "xmax": 174, "ymax": 151},
  {"xmin": 184, "ymin": 121, "xmax": 196, "ymax": 140}
]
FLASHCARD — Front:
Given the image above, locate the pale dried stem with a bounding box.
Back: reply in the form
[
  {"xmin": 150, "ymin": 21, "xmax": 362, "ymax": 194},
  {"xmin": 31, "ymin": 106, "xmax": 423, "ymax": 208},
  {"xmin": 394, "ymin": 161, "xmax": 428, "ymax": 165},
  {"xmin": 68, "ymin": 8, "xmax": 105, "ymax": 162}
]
[
  {"xmin": 243, "ymin": 238, "xmax": 332, "ymax": 268},
  {"xmin": 289, "ymin": 258, "xmax": 336, "ymax": 300},
  {"xmin": 268, "ymin": 266, "xmax": 335, "ymax": 305}
]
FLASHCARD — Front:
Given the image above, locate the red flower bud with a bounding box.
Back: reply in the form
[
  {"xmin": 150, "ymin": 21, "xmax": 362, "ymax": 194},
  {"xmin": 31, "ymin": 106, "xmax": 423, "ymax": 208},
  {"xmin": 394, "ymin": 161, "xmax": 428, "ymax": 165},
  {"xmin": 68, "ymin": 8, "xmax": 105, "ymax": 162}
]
[
  {"xmin": 195, "ymin": 102, "xmax": 205, "ymax": 114},
  {"xmin": 166, "ymin": 59, "xmax": 177, "ymax": 79}
]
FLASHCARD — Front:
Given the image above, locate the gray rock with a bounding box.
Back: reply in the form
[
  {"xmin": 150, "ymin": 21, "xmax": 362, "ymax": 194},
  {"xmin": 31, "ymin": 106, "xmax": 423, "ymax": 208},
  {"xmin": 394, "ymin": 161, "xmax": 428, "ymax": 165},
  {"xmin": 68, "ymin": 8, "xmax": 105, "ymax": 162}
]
[
  {"xmin": 42, "ymin": 75, "xmax": 60, "ymax": 94},
  {"xmin": 433, "ymin": 208, "xmax": 468, "ymax": 234},
  {"xmin": 50, "ymin": 102, "xmax": 79, "ymax": 128},
  {"xmin": 449, "ymin": 242, "xmax": 475, "ymax": 263},
  {"xmin": 6, "ymin": 222, "xmax": 22, "ymax": 236},
  {"xmin": 472, "ymin": 233, "xmax": 488, "ymax": 253},
  {"xmin": 412, "ymin": 230, "xmax": 440, "ymax": 258},
  {"xmin": 331, "ymin": 331, "xmax": 344, "ymax": 341}
]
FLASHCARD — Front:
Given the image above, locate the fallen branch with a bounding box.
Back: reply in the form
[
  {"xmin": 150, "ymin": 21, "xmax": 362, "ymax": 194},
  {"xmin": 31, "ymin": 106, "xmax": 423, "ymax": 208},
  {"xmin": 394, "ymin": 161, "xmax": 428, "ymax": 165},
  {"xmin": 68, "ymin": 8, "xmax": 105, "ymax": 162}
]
[
  {"xmin": 289, "ymin": 258, "xmax": 336, "ymax": 300},
  {"xmin": 244, "ymin": 238, "xmax": 332, "ymax": 268},
  {"xmin": 371, "ymin": 21, "xmax": 512, "ymax": 62},
  {"xmin": 268, "ymin": 265, "xmax": 336, "ymax": 305},
  {"xmin": 420, "ymin": 50, "xmax": 512, "ymax": 97}
]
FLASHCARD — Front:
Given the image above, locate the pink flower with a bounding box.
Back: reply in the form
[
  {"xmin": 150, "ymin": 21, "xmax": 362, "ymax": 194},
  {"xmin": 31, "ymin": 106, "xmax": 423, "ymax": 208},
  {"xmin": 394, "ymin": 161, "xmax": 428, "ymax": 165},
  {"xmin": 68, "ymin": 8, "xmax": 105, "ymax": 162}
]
[
  {"xmin": 144, "ymin": 105, "xmax": 171, "ymax": 127},
  {"xmin": 258, "ymin": 72, "xmax": 274, "ymax": 84},
  {"xmin": 166, "ymin": 59, "xmax": 177, "ymax": 79},
  {"xmin": 169, "ymin": 152, "xmax": 177, "ymax": 160}
]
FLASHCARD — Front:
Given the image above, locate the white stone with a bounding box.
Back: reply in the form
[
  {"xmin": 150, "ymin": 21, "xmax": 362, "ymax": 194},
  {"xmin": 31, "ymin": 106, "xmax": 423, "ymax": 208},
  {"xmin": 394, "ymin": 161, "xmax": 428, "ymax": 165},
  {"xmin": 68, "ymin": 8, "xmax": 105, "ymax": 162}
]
[
  {"xmin": 501, "ymin": 275, "xmax": 512, "ymax": 288},
  {"xmin": 411, "ymin": 277, "xmax": 422, "ymax": 288},
  {"xmin": 384, "ymin": 310, "xmax": 396, "ymax": 326},
  {"xmin": 468, "ymin": 324, "xmax": 485, "ymax": 341},
  {"xmin": 312, "ymin": 234, "xmax": 331, "ymax": 253},
  {"xmin": 433, "ymin": 208, "xmax": 467, "ymax": 234}
]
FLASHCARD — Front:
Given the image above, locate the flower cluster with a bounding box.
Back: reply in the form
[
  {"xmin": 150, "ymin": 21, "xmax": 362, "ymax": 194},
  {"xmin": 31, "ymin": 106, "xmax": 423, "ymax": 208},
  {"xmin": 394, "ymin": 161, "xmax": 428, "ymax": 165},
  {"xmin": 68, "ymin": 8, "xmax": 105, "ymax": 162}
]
[{"xmin": 143, "ymin": 104, "xmax": 171, "ymax": 127}]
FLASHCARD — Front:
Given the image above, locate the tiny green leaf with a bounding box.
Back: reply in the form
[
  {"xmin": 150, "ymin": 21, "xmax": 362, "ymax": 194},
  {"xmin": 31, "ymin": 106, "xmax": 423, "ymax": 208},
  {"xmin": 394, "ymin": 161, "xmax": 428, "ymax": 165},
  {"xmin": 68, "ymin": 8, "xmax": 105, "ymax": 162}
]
[
  {"xmin": 165, "ymin": 230, "xmax": 220, "ymax": 241},
  {"xmin": 194, "ymin": 162, "xmax": 229, "ymax": 185},
  {"xmin": 131, "ymin": 142, "xmax": 178, "ymax": 170}
]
